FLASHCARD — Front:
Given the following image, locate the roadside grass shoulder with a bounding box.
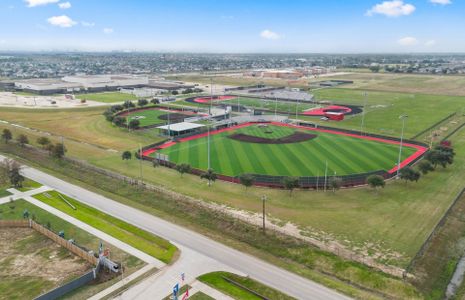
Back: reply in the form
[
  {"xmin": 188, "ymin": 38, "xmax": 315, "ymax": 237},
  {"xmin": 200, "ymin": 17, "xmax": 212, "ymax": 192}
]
[
  {"xmin": 33, "ymin": 190, "xmax": 177, "ymax": 264},
  {"xmin": 17, "ymin": 178, "xmax": 42, "ymax": 192},
  {"xmin": 198, "ymin": 271, "xmax": 295, "ymax": 300},
  {"xmin": 1, "ymin": 144, "xmax": 423, "ymax": 299},
  {"xmin": 189, "ymin": 292, "xmax": 214, "ymax": 300}
]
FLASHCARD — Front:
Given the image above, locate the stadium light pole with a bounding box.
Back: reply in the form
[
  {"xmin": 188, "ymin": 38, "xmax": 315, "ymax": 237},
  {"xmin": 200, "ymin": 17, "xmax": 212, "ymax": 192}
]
[
  {"xmin": 139, "ymin": 143, "xmax": 143, "ymax": 183},
  {"xmin": 207, "ymin": 123, "xmax": 211, "ymax": 186},
  {"xmin": 360, "ymin": 92, "xmax": 368, "ymax": 135},
  {"xmin": 274, "ymin": 96, "xmax": 278, "ymax": 120},
  {"xmin": 396, "ymin": 115, "xmax": 408, "ymax": 178},
  {"xmin": 209, "ymin": 77, "xmax": 213, "ymax": 116},
  {"xmin": 324, "ymin": 160, "xmax": 328, "ymax": 192}
]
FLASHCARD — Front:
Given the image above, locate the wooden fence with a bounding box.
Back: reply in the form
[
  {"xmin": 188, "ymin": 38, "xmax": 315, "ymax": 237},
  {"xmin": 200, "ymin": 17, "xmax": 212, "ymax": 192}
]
[{"xmin": 0, "ymin": 219, "xmax": 98, "ymax": 265}]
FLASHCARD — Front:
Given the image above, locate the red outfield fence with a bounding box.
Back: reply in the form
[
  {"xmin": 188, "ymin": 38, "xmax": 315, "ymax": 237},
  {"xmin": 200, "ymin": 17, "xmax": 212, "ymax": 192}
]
[{"xmin": 139, "ymin": 122, "xmax": 429, "ymax": 189}]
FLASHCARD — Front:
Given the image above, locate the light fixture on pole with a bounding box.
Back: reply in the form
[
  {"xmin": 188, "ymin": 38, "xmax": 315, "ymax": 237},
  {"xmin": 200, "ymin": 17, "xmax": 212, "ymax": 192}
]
[{"xmin": 396, "ymin": 114, "xmax": 408, "ymax": 178}]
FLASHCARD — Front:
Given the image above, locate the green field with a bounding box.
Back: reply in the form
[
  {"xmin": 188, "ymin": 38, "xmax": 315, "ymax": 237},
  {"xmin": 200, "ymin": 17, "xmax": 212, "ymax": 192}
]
[
  {"xmin": 34, "ymin": 191, "xmax": 178, "ymax": 263},
  {"xmin": 198, "ymin": 272, "xmax": 295, "ymax": 300},
  {"xmin": 78, "ymin": 92, "xmax": 137, "ymax": 103},
  {"xmin": 157, "ymin": 124, "xmax": 416, "ymax": 177},
  {"xmin": 125, "ymin": 107, "xmax": 188, "ymax": 127}
]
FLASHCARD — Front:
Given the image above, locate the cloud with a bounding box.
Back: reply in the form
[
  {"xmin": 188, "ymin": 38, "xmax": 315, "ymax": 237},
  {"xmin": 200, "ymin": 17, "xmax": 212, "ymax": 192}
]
[
  {"xmin": 58, "ymin": 2, "xmax": 71, "ymax": 9},
  {"xmin": 47, "ymin": 15, "xmax": 77, "ymax": 28},
  {"xmin": 366, "ymin": 1, "xmax": 415, "ymax": 17},
  {"xmin": 260, "ymin": 29, "xmax": 281, "ymax": 40},
  {"xmin": 397, "ymin": 36, "xmax": 419, "ymax": 46},
  {"xmin": 103, "ymin": 28, "xmax": 114, "ymax": 34},
  {"xmin": 25, "ymin": 0, "xmax": 59, "ymax": 7},
  {"xmin": 430, "ymin": 0, "xmax": 451, "ymax": 4},
  {"xmin": 425, "ymin": 40, "xmax": 437, "ymax": 47},
  {"xmin": 81, "ymin": 21, "xmax": 95, "ymax": 27}
]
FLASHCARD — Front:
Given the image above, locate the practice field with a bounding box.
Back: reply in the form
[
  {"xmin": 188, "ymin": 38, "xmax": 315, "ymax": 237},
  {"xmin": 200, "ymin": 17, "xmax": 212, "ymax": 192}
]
[
  {"xmin": 119, "ymin": 107, "xmax": 199, "ymax": 127},
  {"xmin": 77, "ymin": 92, "xmax": 137, "ymax": 103},
  {"xmin": 185, "ymin": 95, "xmax": 318, "ymax": 113},
  {"xmin": 152, "ymin": 123, "xmax": 424, "ymax": 177}
]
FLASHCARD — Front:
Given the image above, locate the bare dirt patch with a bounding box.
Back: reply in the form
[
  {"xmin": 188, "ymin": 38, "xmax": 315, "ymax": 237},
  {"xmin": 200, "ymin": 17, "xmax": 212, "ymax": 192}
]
[
  {"xmin": 0, "ymin": 228, "xmax": 90, "ymax": 284},
  {"xmin": 228, "ymin": 132, "xmax": 317, "ymax": 144}
]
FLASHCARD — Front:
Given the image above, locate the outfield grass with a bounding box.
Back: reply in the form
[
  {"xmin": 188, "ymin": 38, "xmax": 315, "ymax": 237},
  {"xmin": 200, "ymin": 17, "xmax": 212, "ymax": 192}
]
[
  {"xmin": 34, "ymin": 190, "xmax": 177, "ymax": 263},
  {"xmin": 158, "ymin": 124, "xmax": 416, "ymax": 177},
  {"xmin": 198, "ymin": 272, "xmax": 295, "ymax": 300},
  {"xmin": 125, "ymin": 107, "xmax": 190, "ymax": 127},
  {"xmin": 77, "ymin": 92, "xmax": 138, "ymax": 103}
]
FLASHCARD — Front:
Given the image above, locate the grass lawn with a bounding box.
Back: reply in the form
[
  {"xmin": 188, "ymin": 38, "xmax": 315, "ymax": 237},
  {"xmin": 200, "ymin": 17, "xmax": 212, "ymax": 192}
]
[
  {"xmin": 198, "ymin": 272, "xmax": 295, "ymax": 300},
  {"xmin": 33, "ymin": 190, "xmax": 177, "ymax": 263},
  {"xmin": 124, "ymin": 107, "xmax": 194, "ymax": 127},
  {"xmin": 310, "ymin": 88, "xmax": 465, "ymax": 139},
  {"xmin": 77, "ymin": 92, "xmax": 137, "ymax": 103},
  {"xmin": 16, "ymin": 178, "xmax": 42, "ymax": 192},
  {"xmin": 158, "ymin": 123, "xmax": 417, "ymax": 177},
  {"xmin": 189, "ymin": 292, "xmax": 214, "ymax": 300},
  {"xmin": 0, "ymin": 199, "xmax": 144, "ymax": 300},
  {"xmin": 0, "ymin": 188, "xmax": 11, "ymax": 197}
]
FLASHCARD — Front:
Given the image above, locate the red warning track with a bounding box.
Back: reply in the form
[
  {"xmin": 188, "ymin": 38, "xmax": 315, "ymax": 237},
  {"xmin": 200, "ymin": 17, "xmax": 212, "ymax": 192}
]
[
  {"xmin": 302, "ymin": 105, "xmax": 352, "ymax": 116},
  {"xmin": 193, "ymin": 95, "xmax": 237, "ymax": 104},
  {"xmin": 142, "ymin": 122, "xmax": 428, "ymax": 175}
]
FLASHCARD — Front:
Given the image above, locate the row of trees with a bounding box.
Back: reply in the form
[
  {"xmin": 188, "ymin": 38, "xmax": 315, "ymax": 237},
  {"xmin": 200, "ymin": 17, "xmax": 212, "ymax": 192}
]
[{"xmin": 1, "ymin": 129, "xmax": 66, "ymax": 158}]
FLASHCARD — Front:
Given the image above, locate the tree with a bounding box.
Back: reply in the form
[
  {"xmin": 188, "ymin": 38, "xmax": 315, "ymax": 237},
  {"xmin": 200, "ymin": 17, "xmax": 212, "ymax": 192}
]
[
  {"xmin": 138, "ymin": 99, "xmax": 148, "ymax": 107},
  {"xmin": 200, "ymin": 169, "xmax": 217, "ymax": 186},
  {"xmin": 16, "ymin": 134, "xmax": 29, "ymax": 147},
  {"xmin": 113, "ymin": 116, "xmax": 125, "ymax": 127},
  {"xmin": 122, "ymin": 100, "xmax": 135, "ymax": 109},
  {"xmin": 400, "ymin": 167, "xmax": 421, "ymax": 182},
  {"xmin": 122, "ymin": 151, "xmax": 132, "ymax": 163},
  {"xmin": 37, "ymin": 136, "xmax": 51, "ymax": 149},
  {"xmin": 129, "ymin": 119, "xmax": 140, "ymax": 130},
  {"xmin": 152, "ymin": 159, "xmax": 159, "ymax": 168},
  {"xmin": 175, "ymin": 163, "xmax": 191, "ymax": 177},
  {"xmin": 7, "ymin": 160, "xmax": 24, "ymax": 188},
  {"xmin": 51, "ymin": 143, "xmax": 66, "ymax": 159},
  {"xmin": 150, "ymin": 98, "xmax": 160, "ymax": 105},
  {"xmin": 329, "ymin": 177, "xmax": 342, "ymax": 192},
  {"xmin": 417, "ymin": 160, "xmax": 434, "ymax": 175},
  {"xmin": 369, "ymin": 65, "xmax": 381, "ymax": 73},
  {"xmin": 366, "ymin": 175, "xmax": 385, "ymax": 192},
  {"xmin": 282, "ymin": 177, "xmax": 299, "ymax": 196},
  {"xmin": 239, "ymin": 174, "xmax": 255, "ymax": 190},
  {"xmin": 1, "ymin": 129, "xmax": 12, "ymax": 144},
  {"xmin": 425, "ymin": 146, "xmax": 455, "ymax": 169},
  {"xmin": 171, "ymin": 90, "xmax": 179, "ymax": 95}
]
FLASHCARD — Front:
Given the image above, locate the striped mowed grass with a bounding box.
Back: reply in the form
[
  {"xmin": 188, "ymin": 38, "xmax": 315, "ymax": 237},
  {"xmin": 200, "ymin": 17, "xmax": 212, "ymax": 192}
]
[{"xmin": 157, "ymin": 124, "xmax": 416, "ymax": 177}]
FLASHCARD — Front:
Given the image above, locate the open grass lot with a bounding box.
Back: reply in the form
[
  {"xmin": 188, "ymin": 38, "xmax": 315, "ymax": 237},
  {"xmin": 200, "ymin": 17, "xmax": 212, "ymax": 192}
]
[
  {"xmin": 77, "ymin": 92, "xmax": 137, "ymax": 103},
  {"xmin": 198, "ymin": 271, "xmax": 295, "ymax": 300},
  {"xmin": 327, "ymin": 72, "xmax": 465, "ymax": 96},
  {"xmin": 0, "ymin": 227, "xmax": 89, "ymax": 300},
  {"xmin": 125, "ymin": 107, "xmax": 193, "ymax": 127},
  {"xmin": 0, "ymin": 199, "xmax": 144, "ymax": 300},
  {"xmin": 158, "ymin": 123, "xmax": 417, "ymax": 177},
  {"xmin": 310, "ymin": 88, "xmax": 465, "ymax": 138},
  {"xmin": 34, "ymin": 190, "xmax": 177, "ymax": 263}
]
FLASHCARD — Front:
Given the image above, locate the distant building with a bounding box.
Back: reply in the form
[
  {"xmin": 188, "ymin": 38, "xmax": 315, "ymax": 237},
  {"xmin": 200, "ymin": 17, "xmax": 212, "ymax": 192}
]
[{"xmin": 13, "ymin": 74, "xmax": 149, "ymax": 95}]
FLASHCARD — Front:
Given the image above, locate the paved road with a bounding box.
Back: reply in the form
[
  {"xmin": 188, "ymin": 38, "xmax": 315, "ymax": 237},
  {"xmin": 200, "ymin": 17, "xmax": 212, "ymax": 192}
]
[{"xmin": 15, "ymin": 160, "xmax": 350, "ymax": 300}]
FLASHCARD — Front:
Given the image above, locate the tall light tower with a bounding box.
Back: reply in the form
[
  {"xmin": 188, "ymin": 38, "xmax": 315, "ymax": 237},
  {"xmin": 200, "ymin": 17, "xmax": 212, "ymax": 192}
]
[
  {"xmin": 209, "ymin": 77, "xmax": 213, "ymax": 116},
  {"xmin": 360, "ymin": 92, "xmax": 368, "ymax": 135},
  {"xmin": 397, "ymin": 115, "xmax": 408, "ymax": 178}
]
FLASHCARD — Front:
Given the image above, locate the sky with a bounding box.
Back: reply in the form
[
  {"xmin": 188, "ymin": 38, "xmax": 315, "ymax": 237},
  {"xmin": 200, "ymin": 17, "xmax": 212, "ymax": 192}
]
[{"xmin": 0, "ymin": 0, "xmax": 463, "ymax": 53}]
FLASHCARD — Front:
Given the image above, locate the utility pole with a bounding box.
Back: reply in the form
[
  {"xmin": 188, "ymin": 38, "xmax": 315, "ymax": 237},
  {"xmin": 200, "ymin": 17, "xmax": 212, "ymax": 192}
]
[
  {"xmin": 397, "ymin": 115, "xmax": 408, "ymax": 178},
  {"xmin": 209, "ymin": 77, "xmax": 213, "ymax": 115},
  {"xmin": 262, "ymin": 195, "xmax": 267, "ymax": 232}
]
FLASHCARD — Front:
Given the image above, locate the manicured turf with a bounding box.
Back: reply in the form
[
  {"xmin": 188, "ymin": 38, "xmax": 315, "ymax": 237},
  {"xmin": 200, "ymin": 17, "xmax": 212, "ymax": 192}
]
[
  {"xmin": 34, "ymin": 191, "xmax": 177, "ymax": 263},
  {"xmin": 124, "ymin": 107, "xmax": 192, "ymax": 127},
  {"xmin": 16, "ymin": 178, "xmax": 42, "ymax": 192},
  {"xmin": 157, "ymin": 124, "xmax": 417, "ymax": 177},
  {"xmin": 78, "ymin": 92, "xmax": 137, "ymax": 103},
  {"xmin": 198, "ymin": 272, "xmax": 295, "ymax": 300},
  {"xmin": 222, "ymin": 96, "xmax": 316, "ymax": 113}
]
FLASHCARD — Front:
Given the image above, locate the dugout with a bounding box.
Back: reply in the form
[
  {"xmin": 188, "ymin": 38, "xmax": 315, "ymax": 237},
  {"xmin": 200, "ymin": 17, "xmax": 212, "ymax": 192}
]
[{"xmin": 157, "ymin": 122, "xmax": 205, "ymax": 137}]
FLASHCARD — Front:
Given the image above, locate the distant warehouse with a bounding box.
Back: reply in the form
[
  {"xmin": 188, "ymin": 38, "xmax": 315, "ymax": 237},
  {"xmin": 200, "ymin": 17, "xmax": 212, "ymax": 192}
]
[{"xmin": 12, "ymin": 74, "xmax": 149, "ymax": 95}]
